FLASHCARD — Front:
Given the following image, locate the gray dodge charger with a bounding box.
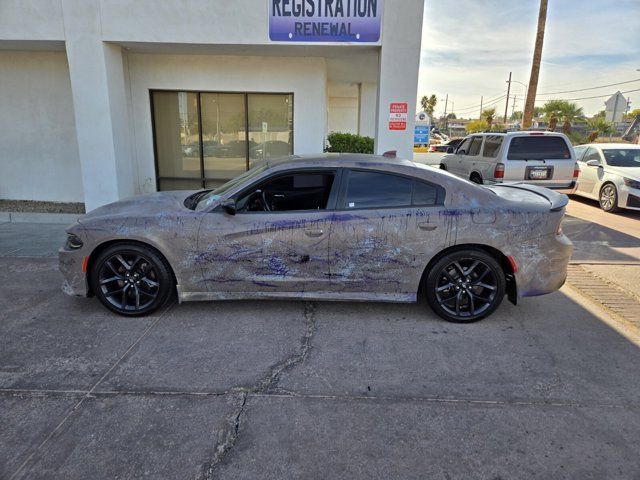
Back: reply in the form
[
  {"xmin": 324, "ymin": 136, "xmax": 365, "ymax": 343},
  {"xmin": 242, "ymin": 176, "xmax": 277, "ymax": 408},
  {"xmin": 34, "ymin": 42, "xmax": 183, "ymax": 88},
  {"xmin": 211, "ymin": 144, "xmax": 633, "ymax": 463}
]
[{"xmin": 59, "ymin": 154, "xmax": 572, "ymax": 323}]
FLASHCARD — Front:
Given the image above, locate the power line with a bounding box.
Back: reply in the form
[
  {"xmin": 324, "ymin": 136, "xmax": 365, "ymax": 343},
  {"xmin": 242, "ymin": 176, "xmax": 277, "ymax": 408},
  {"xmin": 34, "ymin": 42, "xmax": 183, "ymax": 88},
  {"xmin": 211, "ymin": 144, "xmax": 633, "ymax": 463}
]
[
  {"xmin": 532, "ymin": 87, "xmax": 640, "ymax": 103},
  {"xmin": 454, "ymin": 91, "xmax": 506, "ymax": 111},
  {"xmin": 454, "ymin": 94, "xmax": 507, "ymax": 113},
  {"xmin": 537, "ymin": 78, "xmax": 640, "ymax": 96}
]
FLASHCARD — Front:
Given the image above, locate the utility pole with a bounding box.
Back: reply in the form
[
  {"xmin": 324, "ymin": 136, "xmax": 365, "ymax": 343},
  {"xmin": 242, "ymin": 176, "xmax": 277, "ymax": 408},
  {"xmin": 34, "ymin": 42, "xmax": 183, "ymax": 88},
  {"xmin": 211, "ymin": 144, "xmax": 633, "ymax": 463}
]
[
  {"xmin": 443, "ymin": 94, "xmax": 448, "ymax": 131},
  {"xmin": 511, "ymin": 95, "xmax": 517, "ymax": 117},
  {"xmin": 523, "ymin": 0, "xmax": 548, "ymax": 129},
  {"xmin": 479, "ymin": 96, "xmax": 483, "ymax": 119},
  {"xmin": 504, "ymin": 71, "xmax": 512, "ymax": 123}
]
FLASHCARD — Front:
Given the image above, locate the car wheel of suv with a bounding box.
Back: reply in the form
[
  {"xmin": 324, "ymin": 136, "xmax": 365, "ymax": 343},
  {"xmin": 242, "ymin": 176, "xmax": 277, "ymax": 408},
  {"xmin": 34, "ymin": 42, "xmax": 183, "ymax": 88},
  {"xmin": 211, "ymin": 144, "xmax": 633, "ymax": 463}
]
[
  {"xmin": 470, "ymin": 173, "xmax": 483, "ymax": 184},
  {"xmin": 599, "ymin": 183, "xmax": 619, "ymax": 213},
  {"xmin": 90, "ymin": 243, "xmax": 175, "ymax": 316},
  {"xmin": 424, "ymin": 249, "xmax": 506, "ymax": 323},
  {"xmin": 439, "ymin": 163, "xmax": 447, "ymax": 171}
]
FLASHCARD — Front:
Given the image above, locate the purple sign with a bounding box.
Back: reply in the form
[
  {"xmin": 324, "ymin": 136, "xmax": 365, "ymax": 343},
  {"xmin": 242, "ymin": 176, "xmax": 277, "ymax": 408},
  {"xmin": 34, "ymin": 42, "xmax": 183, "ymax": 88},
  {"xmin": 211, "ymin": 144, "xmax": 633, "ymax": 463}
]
[{"xmin": 269, "ymin": 0, "xmax": 382, "ymax": 43}]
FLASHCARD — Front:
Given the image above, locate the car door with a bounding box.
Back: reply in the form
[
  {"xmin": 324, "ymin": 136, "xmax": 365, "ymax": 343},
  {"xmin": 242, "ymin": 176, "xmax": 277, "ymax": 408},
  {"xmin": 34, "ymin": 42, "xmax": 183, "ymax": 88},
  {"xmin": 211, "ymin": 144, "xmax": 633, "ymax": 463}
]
[
  {"xmin": 577, "ymin": 147, "xmax": 603, "ymax": 197},
  {"xmin": 446, "ymin": 136, "xmax": 472, "ymax": 174},
  {"xmin": 464, "ymin": 135, "xmax": 484, "ymax": 180},
  {"xmin": 327, "ymin": 169, "xmax": 448, "ymax": 300},
  {"xmin": 197, "ymin": 169, "xmax": 339, "ymax": 295}
]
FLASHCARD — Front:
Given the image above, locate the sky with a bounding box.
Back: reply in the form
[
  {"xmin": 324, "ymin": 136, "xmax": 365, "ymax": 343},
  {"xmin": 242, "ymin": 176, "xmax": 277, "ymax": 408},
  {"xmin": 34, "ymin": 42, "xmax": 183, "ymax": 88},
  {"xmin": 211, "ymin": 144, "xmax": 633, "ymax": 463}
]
[{"xmin": 417, "ymin": 0, "xmax": 640, "ymax": 119}]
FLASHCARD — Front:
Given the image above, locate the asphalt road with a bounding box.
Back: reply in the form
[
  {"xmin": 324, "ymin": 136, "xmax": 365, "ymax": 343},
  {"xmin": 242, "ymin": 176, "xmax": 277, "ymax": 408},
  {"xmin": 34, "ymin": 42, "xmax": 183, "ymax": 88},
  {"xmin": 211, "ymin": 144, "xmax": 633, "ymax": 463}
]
[{"xmin": 1, "ymin": 198, "xmax": 640, "ymax": 479}]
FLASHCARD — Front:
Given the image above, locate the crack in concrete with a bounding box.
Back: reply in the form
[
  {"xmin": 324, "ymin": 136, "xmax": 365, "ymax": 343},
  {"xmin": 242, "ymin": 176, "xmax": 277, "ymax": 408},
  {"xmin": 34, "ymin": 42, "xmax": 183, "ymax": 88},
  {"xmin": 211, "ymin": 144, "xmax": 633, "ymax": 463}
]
[{"xmin": 203, "ymin": 301, "xmax": 317, "ymax": 479}]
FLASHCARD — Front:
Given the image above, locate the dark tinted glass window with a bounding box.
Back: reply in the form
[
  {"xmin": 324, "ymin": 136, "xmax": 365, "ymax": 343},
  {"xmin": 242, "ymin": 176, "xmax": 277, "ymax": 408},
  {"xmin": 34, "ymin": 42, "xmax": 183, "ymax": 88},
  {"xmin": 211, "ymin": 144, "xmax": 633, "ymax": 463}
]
[
  {"xmin": 236, "ymin": 172, "xmax": 334, "ymax": 212},
  {"xmin": 344, "ymin": 171, "xmax": 412, "ymax": 209},
  {"xmin": 482, "ymin": 135, "xmax": 503, "ymax": 158},
  {"xmin": 456, "ymin": 137, "xmax": 472, "ymax": 154},
  {"xmin": 413, "ymin": 181, "xmax": 438, "ymax": 206},
  {"xmin": 602, "ymin": 149, "xmax": 640, "ymax": 167},
  {"xmin": 582, "ymin": 148, "xmax": 601, "ymax": 163},
  {"xmin": 468, "ymin": 137, "xmax": 483, "ymax": 156},
  {"xmin": 507, "ymin": 136, "xmax": 571, "ymax": 160},
  {"xmin": 573, "ymin": 145, "xmax": 587, "ymax": 162}
]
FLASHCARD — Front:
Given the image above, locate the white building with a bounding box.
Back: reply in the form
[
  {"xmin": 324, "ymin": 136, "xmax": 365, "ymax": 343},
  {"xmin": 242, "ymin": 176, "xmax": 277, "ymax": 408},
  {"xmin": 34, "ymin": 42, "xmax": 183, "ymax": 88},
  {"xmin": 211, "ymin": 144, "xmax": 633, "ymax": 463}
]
[{"xmin": 0, "ymin": 0, "xmax": 425, "ymax": 212}]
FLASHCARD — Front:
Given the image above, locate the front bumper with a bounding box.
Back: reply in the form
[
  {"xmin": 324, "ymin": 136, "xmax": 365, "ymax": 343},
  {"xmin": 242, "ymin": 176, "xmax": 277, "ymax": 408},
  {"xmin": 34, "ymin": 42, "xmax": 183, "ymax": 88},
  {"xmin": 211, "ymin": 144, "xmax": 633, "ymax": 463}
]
[
  {"xmin": 514, "ymin": 232, "xmax": 573, "ymax": 298},
  {"xmin": 59, "ymin": 246, "xmax": 89, "ymax": 297},
  {"xmin": 619, "ymin": 185, "xmax": 640, "ymax": 211}
]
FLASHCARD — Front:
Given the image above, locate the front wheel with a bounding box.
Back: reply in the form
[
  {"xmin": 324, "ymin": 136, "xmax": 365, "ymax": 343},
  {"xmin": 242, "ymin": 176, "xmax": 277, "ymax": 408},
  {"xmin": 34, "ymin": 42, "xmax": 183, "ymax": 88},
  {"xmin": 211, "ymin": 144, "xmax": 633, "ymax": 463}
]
[
  {"xmin": 90, "ymin": 243, "xmax": 174, "ymax": 316},
  {"xmin": 599, "ymin": 183, "xmax": 619, "ymax": 213},
  {"xmin": 424, "ymin": 249, "xmax": 506, "ymax": 323}
]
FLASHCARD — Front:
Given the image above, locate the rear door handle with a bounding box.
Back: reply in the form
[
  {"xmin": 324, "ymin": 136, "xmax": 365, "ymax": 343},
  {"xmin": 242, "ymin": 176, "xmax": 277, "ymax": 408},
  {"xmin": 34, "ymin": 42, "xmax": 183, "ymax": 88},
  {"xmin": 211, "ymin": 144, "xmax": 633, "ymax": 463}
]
[
  {"xmin": 418, "ymin": 222, "xmax": 438, "ymax": 231},
  {"xmin": 305, "ymin": 229, "xmax": 324, "ymax": 238}
]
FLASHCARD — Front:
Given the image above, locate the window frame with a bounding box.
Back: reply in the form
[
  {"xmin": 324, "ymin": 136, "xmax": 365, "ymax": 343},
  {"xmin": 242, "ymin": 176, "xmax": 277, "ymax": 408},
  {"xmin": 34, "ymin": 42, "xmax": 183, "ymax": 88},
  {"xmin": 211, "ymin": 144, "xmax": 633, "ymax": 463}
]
[
  {"xmin": 216, "ymin": 167, "xmax": 342, "ymax": 215},
  {"xmin": 150, "ymin": 89, "xmax": 294, "ymax": 191},
  {"xmin": 336, "ymin": 168, "xmax": 446, "ymax": 211},
  {"xmin": 467, "ymin": 136, "xmax": 484, "ymax": 157},
  {"xmin": 581, "ymin": 147, "xmax": 603, "ymax": 165}
]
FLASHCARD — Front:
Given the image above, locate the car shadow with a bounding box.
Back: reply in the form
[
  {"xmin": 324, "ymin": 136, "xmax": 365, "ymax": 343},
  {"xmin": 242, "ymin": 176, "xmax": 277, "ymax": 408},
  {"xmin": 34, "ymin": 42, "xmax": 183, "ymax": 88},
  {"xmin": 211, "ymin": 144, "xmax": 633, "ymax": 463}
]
[
  {"xmin": 563, "ymin": 215, "xmax": 640, "ymax": 263},
  {"xmin": 570, "ymin": 194, "xmax": 640, "ymax": 220}
]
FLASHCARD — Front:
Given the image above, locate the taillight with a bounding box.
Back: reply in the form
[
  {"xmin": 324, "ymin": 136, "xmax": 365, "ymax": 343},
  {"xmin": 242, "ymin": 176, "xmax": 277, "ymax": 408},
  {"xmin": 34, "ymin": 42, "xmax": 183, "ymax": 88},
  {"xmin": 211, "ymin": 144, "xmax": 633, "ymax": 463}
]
[
  {"xmin": 573, "ymin": 163, "xmax": 580, "ymax": 179},
  {"xmin": 494, "ymin": 163, "xmax": 505, "ymax": 179}
]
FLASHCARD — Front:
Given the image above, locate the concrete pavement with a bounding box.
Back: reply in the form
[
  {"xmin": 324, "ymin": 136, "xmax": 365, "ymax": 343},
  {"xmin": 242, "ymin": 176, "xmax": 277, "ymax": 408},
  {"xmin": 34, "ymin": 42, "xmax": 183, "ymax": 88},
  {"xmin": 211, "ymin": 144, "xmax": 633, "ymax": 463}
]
[{"xmin": 2, "ymin": 199, "xmax": 640, "ymax": 479}]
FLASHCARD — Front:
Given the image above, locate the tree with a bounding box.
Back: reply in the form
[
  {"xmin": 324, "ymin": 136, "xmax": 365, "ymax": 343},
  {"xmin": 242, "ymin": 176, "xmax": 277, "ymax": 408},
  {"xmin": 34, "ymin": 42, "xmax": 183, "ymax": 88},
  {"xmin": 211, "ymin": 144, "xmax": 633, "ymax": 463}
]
[
  {"xmin": 466, "ymin": 119, "xmax": 488, "ymax": 133},
  {"xmin": 542, "ymin": 100, "xmax": 584, "ymax": 134},
  {"xmin": 523, "ymin": 0, "xmax": 548, "ymax": 129},
  {"xmin": 481, "ymin": 108, "xmax": 496, "ymax": 129},
  {"xmin": 446, "ymin": 112, "xmax": 457, "ymax": 120},
  {"xmin": 586, "ymin": 117, "xmax": 614, "ymax": 142},
  {"xmin": 627, "ymin": 108, "xmax": 640, "ymax": 118},
  {"xmin": 510, "ymin": 110, "xmax": 524, "ymax": 121},
  {"xmin": 420, "ymin": 95, "xmax": 438, "ymax": 117}
]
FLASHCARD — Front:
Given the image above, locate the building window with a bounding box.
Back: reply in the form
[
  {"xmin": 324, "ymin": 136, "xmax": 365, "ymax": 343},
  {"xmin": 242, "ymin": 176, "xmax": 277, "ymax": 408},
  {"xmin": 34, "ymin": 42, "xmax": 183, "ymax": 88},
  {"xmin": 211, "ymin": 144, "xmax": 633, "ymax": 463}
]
[{"xmin": 151, "ymin": 91, "xmax": 293, "ymax": 191}]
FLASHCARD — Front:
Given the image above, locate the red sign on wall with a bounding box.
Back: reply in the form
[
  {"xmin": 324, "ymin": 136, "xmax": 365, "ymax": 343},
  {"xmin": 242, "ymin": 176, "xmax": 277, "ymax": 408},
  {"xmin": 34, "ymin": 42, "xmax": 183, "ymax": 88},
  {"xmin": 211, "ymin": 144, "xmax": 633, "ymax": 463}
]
[{"xmin": 389, "ymin": 103, "xmax": 408, "ymax": 130}]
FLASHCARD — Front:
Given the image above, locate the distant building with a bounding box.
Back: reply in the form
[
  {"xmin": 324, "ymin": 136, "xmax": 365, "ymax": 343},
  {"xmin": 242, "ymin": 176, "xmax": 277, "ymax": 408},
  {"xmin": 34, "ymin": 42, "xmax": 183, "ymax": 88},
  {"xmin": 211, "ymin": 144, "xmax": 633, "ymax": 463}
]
[{"xmin": 604, "ymin": 92, "xmax": 628, "ymax": 123}]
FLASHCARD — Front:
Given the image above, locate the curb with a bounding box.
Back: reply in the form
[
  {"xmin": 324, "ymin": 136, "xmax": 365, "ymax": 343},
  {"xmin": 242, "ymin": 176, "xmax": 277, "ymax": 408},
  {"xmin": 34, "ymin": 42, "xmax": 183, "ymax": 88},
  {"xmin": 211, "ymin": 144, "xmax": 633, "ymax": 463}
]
[{"xmin": 0, "ymin": 212, "xmax": 80, "ymax": 224}]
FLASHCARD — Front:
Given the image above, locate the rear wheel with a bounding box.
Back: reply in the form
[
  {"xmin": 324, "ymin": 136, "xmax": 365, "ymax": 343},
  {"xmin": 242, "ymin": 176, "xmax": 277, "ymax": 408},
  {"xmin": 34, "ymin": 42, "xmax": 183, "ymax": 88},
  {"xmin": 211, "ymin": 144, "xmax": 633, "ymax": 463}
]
[
  {"xmin": 90, "ymin": 244, "xmax": 174, "ymax": 316},
  {"xmin": 424, "ymin": 249, "xmax": 506, "ymax": 323},
  {"xmin": 599, "ymin": 183, "xmax": 619, "ymax": 212},
  {"xmin": 439, "ymin": 163, "xmax": 447, "ymax": 170},
  {"xmin": 470, "ymin": 173, "xmax": 483, "ymax": 184}
]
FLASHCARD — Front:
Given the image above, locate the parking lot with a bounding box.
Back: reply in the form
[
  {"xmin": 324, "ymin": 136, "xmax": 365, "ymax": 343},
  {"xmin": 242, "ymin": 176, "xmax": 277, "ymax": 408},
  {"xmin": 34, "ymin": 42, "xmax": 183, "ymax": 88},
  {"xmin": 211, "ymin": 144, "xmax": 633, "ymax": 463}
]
[{"xmin": 1, "ymin": 197, "xmax": 640, "ymax": 479}]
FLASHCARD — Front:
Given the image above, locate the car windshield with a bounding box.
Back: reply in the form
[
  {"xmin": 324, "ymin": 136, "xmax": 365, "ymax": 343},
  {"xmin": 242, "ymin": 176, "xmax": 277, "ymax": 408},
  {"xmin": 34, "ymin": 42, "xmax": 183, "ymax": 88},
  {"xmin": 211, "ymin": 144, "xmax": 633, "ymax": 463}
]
[
  {"xmin": 602, "ymin": 149, "xmax": 640, "ymax": 167},
  {"xmin": 195, "ymin": 164, "xmax": 269, "ymax": 211}
]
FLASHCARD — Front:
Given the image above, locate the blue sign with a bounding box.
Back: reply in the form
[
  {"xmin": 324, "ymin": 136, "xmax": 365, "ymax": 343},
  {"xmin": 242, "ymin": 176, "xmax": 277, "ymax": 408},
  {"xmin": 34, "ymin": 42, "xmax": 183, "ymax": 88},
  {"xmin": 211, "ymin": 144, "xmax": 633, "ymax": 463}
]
[
  {"xmin": 414, "ymin": 125, "xmax": 429, "ymax": 144},
  {"xmin": 269, "ymin": 0, "xmax": 382, "ymax": 43}
]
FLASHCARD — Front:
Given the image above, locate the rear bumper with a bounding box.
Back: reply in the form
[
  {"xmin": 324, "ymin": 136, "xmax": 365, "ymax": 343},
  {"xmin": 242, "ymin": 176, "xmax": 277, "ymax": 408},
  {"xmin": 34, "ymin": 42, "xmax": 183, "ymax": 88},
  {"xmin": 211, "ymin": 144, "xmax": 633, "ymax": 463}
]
[{"xmin": 514, "ymin": 233, "xmax": 573, "ymax": 298}]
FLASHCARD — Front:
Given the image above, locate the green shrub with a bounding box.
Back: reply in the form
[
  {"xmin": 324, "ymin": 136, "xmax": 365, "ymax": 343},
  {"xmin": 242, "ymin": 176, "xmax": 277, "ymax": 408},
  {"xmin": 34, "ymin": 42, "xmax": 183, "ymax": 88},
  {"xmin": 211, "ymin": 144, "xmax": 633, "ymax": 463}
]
[
  {"xmin": 567, "ymin": 132, "xmax": 588, "ymax": 145},
  {"xmin": 326, "ymin": 132, "xmax": 374, "ymax": 154}
]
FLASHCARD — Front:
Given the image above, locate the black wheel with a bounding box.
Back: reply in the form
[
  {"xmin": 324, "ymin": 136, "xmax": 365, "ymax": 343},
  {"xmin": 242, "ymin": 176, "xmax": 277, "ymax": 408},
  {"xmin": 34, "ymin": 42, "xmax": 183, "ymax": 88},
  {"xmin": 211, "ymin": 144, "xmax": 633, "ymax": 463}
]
[
  {"xmin": 470, "ymin": 173, "xmax": 483, "ymax": 184},
  {"xmin": 424, "ymin": 249, "xmax": 506, "ymax": 323},
  {"xmin": 439, "ymin": 163, "xmax": 447, "ymax": 170},
  {"xmin": 90, "ymin": 244, "xmax": 174, "ymax": 316},
  {"xmin": 599, "ymin": 183, "xmax": 619, "ymax": 213}
]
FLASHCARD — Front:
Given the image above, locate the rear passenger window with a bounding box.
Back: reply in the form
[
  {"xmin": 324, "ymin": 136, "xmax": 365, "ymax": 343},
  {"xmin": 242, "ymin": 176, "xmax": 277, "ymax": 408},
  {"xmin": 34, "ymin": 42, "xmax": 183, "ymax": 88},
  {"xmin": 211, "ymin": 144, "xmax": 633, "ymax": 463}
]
[
  {"xmin": 344, "ymin": 171, "xmax": 412, "ymax": 209},
  {"xmin": 467, "ymin": 137, "xmax": 483, "ymax": 156},
  {"xmin": 507, "ymin": 136, "xmax": 571, "ymax": 160},
  {"xmin": 482, "ymin": 135, "xmax": 503, "ymax": 158},
  {"xmin": 413, "ymin": 181, "xmax": 438, "ymax": 206}
]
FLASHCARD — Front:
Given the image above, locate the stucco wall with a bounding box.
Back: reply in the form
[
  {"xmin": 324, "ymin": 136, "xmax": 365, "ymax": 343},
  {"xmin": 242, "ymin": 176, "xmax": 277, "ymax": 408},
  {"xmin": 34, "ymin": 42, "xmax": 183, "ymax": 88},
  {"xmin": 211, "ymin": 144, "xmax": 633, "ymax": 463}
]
[
  {"xmin": 0, "ymin": 50, "xmax": 83, "ymax": 202},
  {"xmin": 125, "ymin": 52, "xmax": 328, "ymax": 194}
]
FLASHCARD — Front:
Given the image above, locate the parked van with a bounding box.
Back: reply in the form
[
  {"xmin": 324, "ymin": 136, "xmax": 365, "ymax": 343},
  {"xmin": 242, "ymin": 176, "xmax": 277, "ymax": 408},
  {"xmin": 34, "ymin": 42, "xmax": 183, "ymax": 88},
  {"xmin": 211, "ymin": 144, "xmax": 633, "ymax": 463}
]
[{"xmin": 439, "ymin": 131, "xmax": 579, "ymax": 193}]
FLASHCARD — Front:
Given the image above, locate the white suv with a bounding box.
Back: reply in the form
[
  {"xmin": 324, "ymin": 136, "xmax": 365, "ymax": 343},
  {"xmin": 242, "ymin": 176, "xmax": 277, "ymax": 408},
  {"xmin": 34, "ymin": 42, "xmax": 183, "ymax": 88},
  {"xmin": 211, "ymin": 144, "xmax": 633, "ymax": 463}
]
[{"xmin": 440, "ymin": 131, "xmax": 579, "ymax": 193}]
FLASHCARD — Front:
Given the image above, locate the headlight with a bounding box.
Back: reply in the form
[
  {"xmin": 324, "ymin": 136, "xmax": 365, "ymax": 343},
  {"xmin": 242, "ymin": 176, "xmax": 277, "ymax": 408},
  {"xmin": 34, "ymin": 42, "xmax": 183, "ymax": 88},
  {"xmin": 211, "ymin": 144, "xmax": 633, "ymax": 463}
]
[
  {"xmin": 623, "ymin": 177, "xmax": 640, "ymax": 190},
  {"xmin": 65, "ymin": 233, "xmax": 84, "ymax": 250}
]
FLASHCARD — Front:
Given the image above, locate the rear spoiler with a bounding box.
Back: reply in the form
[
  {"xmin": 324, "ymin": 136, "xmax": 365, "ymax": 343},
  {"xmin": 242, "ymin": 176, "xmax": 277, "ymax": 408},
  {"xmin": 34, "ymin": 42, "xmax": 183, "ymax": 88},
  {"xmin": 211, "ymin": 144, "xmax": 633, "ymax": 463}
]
[{"xmin": 490, "ymin": 183, "xmax": 569, "ymax": 211}]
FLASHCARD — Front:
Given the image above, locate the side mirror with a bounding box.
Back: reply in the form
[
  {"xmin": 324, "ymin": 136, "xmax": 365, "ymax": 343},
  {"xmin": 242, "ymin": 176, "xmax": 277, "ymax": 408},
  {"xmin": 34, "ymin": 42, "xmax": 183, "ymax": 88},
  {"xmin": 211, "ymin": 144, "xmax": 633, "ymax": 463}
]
[
  {"xmin": 220, "ymin": 198, "xmax": 236, "ymax": 215},
  {"xmin": 446, "ymin": 146, "xmax": 454, "ymax": 153},
  {"xmin": 458, "ymin": 149, "xmax": 466, "ymax": 155},
  {"xmin": 585, "ymin": 159, "xmax": 600, "ymax": 167}
]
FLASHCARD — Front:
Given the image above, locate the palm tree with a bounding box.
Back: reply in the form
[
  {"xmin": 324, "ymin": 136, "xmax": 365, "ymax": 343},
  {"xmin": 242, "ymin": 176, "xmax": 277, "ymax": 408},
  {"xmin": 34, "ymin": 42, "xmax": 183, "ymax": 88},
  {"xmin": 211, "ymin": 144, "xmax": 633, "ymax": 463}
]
[
  {"xmin": 522, "ymin": 0, "xmax": 548, "ymax": 129},
  {"xmin": 542, "ymin": 100, "xmax": 584, "ymax": 133},
  {"xmin": 586, "ymin": 117, "xmax": 614, "ymax": 142},
  {"xmin": 420, "ymin": 95, "xmax": 438, "ymax": 117},
  {"xmin": 481, "ymin": 108, "xmax": 496, "ymax": 129}
]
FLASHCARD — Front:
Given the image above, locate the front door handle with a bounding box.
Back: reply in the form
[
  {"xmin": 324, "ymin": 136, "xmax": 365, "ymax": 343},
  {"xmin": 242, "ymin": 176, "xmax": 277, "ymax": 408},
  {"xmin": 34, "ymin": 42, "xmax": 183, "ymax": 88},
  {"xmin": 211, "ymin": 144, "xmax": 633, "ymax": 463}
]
[
  {"xmin": 305, "ymin": 229, "xmax": 324, "ymax": 238},
  {"xmin": 418, "ymin": 222, "xmax": 438, "ymax": 231}
]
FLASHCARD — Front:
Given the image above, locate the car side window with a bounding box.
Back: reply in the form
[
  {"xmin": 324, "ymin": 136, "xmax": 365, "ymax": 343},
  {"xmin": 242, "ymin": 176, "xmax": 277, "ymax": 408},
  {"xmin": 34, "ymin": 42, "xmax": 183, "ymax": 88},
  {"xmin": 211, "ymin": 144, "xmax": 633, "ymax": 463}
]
[
  {"xmin": 235, "ymin": 171, "xmax": 335, "ymax": 213},
  {"xmin": 582, "ymin": 148, "xmax": 601, "ymax": 164},
  {"xmin": 482, "ymin": 135, "xmax": 503, "ymax": 158},
  {"xmin": 343, "ymin": 171, "xmax": 412, "ymax": 209},
  {"xmin": 456, "ymin": 137, "xmax": 472, "ymax": 155},
  {"xmin": 413, "ymin": 181, "xmax": 438, "ymax": 206},
  {"xmin": 467, "ymin": 137, "xmax": 483, "ymax": 156},
  {"xmin": 573, "ymin": 146, "xmax": 587, "ymax": 162}
]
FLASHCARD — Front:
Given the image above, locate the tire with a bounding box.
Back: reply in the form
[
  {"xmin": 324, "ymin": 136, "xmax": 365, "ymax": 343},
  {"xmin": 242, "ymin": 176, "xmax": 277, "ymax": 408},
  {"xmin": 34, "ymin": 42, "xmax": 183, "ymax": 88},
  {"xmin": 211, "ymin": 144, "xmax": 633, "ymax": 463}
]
[
  {"xmin": 424, "ymin": 249, "xmax": 506, "ymax": 323},
  {"xmin": 90, "ymin": 243, "xmax": 174, "ymax": 316},
  {"xmin": 599, "ymin": 183, "xmax": 619, "ymax": 213},
  {"xmin": 470, "ymin": 173, "xmax": 483, "ymax": 184},
  {"xmin": 439, "ymin": 163, "xmax": 447, "ymax": 170}
]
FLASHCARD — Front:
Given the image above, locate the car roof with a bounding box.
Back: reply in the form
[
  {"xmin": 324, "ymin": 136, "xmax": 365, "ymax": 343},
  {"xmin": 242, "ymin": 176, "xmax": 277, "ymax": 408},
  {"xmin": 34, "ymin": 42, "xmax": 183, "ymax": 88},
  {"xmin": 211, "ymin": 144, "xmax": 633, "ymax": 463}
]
[
  {"xmin": 255, "ymin": 153, "xmax": 416, "ymax": 170},
  {"xmin": 468, "ymin": 131, "xmax": 567, "ymax": 137},
  {"xmin": 579, "ymin": 143, "xmax": 640, "ymax": 149}
]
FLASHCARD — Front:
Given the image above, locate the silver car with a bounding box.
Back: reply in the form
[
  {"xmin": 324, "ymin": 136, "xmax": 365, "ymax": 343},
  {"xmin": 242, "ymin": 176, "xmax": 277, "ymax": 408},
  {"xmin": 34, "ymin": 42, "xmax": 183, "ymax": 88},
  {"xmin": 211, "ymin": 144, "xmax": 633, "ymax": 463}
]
[{"xmin": 59, "ymin": 154, "xmax": 573, "ymax": 323}]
